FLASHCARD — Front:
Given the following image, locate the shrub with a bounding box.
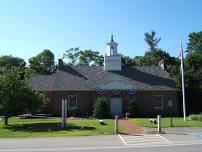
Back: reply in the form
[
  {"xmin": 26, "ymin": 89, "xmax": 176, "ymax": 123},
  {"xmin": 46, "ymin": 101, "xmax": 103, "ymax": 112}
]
[
  {"xmin": 188, "ymin": 114, "xmax": 202, "ymax": 121},
  {"xmin": 93, "ymin": 97, "xmax": 109, "ymax": 119},
  {"xmin": 127, "ymin": 98, "xmax": 139, "ymax": 118}
]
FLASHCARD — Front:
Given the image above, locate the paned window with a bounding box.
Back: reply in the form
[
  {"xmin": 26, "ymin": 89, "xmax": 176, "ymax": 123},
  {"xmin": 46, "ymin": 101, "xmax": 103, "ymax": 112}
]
[
  {"xmin": 154, "ymin": 95, "xmax": 163, "ymax": 109},
  {"xmin": 68, "ymin": 95, "xmax": 77, "ymax": 109}
]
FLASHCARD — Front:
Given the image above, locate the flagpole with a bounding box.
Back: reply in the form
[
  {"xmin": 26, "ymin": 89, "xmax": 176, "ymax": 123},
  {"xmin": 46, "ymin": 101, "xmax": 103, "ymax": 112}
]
[{"xmin": 180, "ymin": 40, "xmax": 186, "ymax": 121}]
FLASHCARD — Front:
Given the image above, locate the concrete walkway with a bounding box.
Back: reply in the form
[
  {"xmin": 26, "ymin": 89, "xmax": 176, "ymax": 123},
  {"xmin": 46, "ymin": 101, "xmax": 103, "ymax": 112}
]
[{"xmin": 119, "ymin": 119, "xmax": 144, "ymax": 134}]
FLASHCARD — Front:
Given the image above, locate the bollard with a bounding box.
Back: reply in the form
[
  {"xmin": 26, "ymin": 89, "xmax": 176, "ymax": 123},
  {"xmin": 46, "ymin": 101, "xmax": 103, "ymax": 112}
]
[
  {"xmin": 115, "ymin": 116, "xmax": 119, "ymax": 134},
  {"xmin": 157, "ymin": 115, "xmax": 161, "ymax": 133}
]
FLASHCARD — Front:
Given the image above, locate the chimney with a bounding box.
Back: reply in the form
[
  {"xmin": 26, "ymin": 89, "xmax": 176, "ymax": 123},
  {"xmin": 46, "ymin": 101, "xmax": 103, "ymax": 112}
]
[
  {"xmin": 158, "ymin": 59, "xmax": 167, "ymax": 70},
  {"xmin": 58, "ymin": 59, "xmax": 63, "ymax": 68}
]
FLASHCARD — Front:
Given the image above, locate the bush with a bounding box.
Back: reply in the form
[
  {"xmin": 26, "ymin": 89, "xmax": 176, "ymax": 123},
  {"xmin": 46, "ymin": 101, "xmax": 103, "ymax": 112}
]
[
  {"xmin": 93, "ymin": 97, "xmax": 109, "ymax": 119},
  {"xmin": 188, "ymin": 113, "xmax": 202, "ymax": 121},
  {"xmin": 127, "ymin": 98, "xmax": 139, "ymax": 118}
]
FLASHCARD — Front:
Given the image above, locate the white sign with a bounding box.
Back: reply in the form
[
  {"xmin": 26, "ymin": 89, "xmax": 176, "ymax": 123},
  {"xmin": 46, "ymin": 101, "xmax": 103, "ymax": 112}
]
[{"xmin": 168, "ymin": 100, "xmax": 173, "ymax": 107}]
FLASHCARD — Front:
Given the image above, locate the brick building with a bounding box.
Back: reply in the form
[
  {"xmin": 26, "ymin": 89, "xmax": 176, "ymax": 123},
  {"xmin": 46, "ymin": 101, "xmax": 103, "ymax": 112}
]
[{"xmin": 29, "ymin": 36, "xmax": 178, "ymax": 117}]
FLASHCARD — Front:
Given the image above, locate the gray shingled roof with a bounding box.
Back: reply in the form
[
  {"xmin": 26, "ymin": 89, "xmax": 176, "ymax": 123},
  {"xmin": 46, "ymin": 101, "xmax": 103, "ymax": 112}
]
[{"xmin": 28, "ymin": 65, "xmax": 177, "ymax": 91}]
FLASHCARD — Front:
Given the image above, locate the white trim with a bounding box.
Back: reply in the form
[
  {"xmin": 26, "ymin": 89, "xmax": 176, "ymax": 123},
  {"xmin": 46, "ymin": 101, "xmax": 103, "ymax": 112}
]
[{"xmin": 68, "ymin": 95, "xmax": 77, "ymax": 109}]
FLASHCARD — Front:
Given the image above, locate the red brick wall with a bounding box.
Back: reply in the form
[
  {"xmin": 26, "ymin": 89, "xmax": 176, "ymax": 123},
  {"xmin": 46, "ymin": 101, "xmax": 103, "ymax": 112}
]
[{"xmin": 42, "ymin": 90, "xmax": 178, "ymax": 117}]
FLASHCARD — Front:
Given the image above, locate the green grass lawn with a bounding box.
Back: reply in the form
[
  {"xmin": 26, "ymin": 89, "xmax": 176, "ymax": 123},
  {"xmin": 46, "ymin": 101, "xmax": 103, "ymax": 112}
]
[
  {"xmin": 0, "ymin": 117, "xmax": 120, "ymax": 138},
  {"xmin": 130, "ymin": 117, "xmax": 202, "ymax": 128}
]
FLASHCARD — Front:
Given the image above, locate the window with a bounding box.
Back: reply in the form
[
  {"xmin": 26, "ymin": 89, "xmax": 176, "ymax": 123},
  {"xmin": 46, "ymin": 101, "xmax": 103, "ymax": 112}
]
[
  {"xmin": 154, "ymin": 95, "xmax": 163, "ymax": 109},
  {"xmin": 168, "ymin": 100, "xmax": 173, "ymax": 107},
  {"xmin": 68, "ymin": 95, "xmax": 77, "ymax": 109}
]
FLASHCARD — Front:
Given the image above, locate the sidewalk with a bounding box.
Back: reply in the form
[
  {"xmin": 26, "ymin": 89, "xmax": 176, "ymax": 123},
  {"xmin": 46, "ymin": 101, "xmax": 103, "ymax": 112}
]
[{"xmin": 119, "ymin": 119, "xmax": 144, "ymax": 134}]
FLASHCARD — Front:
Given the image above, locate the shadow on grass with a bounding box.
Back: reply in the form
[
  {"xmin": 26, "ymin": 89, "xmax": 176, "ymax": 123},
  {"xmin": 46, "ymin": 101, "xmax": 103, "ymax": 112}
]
[{"xmin": 4, "ymin": 122, "xmax": 96, "ymax": 132}]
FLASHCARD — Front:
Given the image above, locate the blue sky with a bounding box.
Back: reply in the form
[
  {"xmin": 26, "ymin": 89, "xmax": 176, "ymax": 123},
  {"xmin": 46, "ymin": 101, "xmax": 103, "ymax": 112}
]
[{"xmin": 0, "ymin": 0, "xmax": 202, "ymax": 63}]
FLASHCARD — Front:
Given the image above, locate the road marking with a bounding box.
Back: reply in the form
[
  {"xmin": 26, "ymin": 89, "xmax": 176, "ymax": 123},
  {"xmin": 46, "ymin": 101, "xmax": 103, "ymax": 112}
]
[
  {"xmin": 118, "ymin": 134, "xmax": 127, "ymax": 146},
  {"xmin": 119, "ymin": 134, "xmax": 172, "ymax": 146},
  {"xmin": 156, "ymin": 134, "xmax": 173, "ymax": 143}
]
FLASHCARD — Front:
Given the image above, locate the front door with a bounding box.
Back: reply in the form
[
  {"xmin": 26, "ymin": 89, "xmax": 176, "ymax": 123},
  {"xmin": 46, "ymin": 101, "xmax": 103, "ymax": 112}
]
[{"xmin": 110, "ymin": 98, "xmax": 122, "ymax": 116}]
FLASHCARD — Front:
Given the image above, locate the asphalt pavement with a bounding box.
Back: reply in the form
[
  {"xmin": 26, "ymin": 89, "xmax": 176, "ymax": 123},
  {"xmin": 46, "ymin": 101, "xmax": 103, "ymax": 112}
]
[{"xmin": 0, "ymin": 127, "xmax": 202, "ymax": 152}]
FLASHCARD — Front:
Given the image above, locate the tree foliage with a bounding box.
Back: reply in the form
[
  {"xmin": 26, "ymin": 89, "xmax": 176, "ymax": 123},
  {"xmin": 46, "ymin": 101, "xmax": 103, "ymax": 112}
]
[
  {"xmin": 0, "ymin": 55, "xmax": 26, "ymax": 69},
  {"xmin": 0, "ymin": 68, "xmax": 48, "ymax": 125},
  {"xmin": 93, "ymin": 97, "xmax": 109, "ymax": 119},
  {"xmin": 122, "ymin": 56, "xmax": 135, "ymax": 66},
  {"xmin": 187, "ymin": 31, "xmax": 202, "ymax": 54},
  {"xmin": 143, "ymin": 31, "xmax": 170, "ymax": 66},
  {"xmin": 28, "ymin": 49, "xmax": 56, "ymax": 74},
  {"xmin": 127, "ymin": 98, "xmax": 139, "ymax": 118},
  {"xmin": 186, "ymin": 32, "xmax": 202, "ymax": 90},
  {"xmin": 183, "ymin": 31, "xmax": 202, "ymax": 113},
  {"xmin": 144, "ymin": 30, "xmax": 161, "ymax": 51},
  {"xmin": 0, "ymin": 55, "xmax": 26, "ymax": 75},
  {"xmin": 63, "ymin": 48, "xmax": 81, "ymax": 65},
  {"xmin": 64, "ymin": 48, "xmax": 104, "ymax": 66}
]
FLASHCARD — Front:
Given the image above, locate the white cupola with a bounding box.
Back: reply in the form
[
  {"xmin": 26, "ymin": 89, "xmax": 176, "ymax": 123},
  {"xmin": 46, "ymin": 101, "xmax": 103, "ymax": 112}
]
[
  {"xmin": 106, "ymin": 35, "xmax": 118, "ymax": 56},
  {"xmin": 104, "ymin": 35, "xmax": 122, "ymax": 71}
]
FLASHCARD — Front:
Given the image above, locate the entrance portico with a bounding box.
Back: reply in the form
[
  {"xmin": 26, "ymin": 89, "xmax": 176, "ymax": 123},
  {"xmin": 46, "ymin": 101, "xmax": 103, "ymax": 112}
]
[{"xmin": 96, "ymin": 77, "xmax": 136, "ymax": 117}]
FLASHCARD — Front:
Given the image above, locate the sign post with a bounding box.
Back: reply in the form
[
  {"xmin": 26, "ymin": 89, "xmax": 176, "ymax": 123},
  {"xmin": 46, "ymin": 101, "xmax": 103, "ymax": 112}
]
[
  {"xmin": 61, "ymin": 99, "xmax": 67, "ymax": 129},
  {"xmin": 157, "ymin": 115, "xmax": 161, "ymax": 133},
  {"xmin": 115, "ymin": 116, "xmax": 119, "ymax": 134},
  {"xmin": 168, "ymin": 100, "xmax": 173, "ymax": 127}
]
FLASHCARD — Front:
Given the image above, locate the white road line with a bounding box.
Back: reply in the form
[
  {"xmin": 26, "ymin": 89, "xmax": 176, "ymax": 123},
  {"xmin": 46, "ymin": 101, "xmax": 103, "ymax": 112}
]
[
  {"xmin": 122, "ymin": 136, "xmax": 162, "ymax": 140},
  {"xmin": 121, "ymin": 135, "xmax": 157, "ymax": 138},
  {"xmin": 119, "ymin": 134, "xmax": 172, "ymax": 146},
  {"xmin": 156, "ymin": 134, "xmax": 173, "ymax": 144},
  {"xmin": 118, "ymin": 134, "xmax": 127, "ymax": 146},
  {"xmin": 124, "ymin": 138, "xmax": 162, "ymax": 142},
  {"xmin": 125, "ymin": 139, "xmax": 164, "ymax": 143}
]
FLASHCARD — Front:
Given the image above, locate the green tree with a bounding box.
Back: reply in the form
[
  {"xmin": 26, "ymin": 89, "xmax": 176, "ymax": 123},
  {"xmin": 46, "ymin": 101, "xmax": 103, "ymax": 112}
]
[
  {"xmin": 143, "ymin": 31, "xmax": 166, "ymax": 65},
  {"xmin": 132, "ymin": 56, "xmax": 144, "ymax": 66},
  {"xmin": 0, "ymin": 55, "xmax": 26, "ymax": 69},
  {"xmin": 122, "ymin": 56, "xmax": 135, "ymax": 66},
  {"xmin": 144, "ymin": 30, "xmax": 161, "ymax": 51},
  {"xmin": 143, "ymin": 48, "xmax": 171, "ymax": 66},
  {"xmin": 185, "ymin": 31, "xmax": 202, "ymax": 113},
  {"xmin": 93, "ymin": 97, "xmax": 109, "ymax": 119},
  {"xmin": 187, "ymin": 31, "xmax": 202, "ymax": 54},
  {"xmin": 0, "ymin": 55, "xmax": 26, "ymax": 75},
  {"xmin": 0, "ymin": 68, "xmax": 48, "ymax": 125},
  {"xmin": 127, "ymin": 98, "xmax": 139, "ymax": 118},
  {"xmin": 186, "ymin": 32, "xmax": 202, "ymax": 89},
  {"xmin": 167, "ymin": 57, "xmax": 181, "ymax": 88},
  {"xmin": 79, "ymin": 49, "xmax": 104, "ymax": 66},
  {"xmin": 64, "ymin": 48, "xmax": 104, "ymax": 66},
  {"xmin": 64, "ymin": 48, "xmax": 81, "ymax": 65},
  {"xmin": 28, "ymin": 49, "xmax": 56, "ymax": 74}
]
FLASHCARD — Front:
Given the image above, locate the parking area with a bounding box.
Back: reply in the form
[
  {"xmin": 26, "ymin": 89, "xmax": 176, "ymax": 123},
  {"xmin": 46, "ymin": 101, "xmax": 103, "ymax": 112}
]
[
  {"xmin": 144, "ymin": 127, "xmax": 202, "ymax": 144},
  {"xmin": 0, "ymin": 127, "xmax": 202, "ymax": 151}
]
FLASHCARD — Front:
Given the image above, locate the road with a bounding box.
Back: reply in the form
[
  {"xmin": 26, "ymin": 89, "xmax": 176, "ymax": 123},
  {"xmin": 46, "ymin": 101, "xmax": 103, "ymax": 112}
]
[
  {"xmin": 0, "ymin": 127, "xmax": 202, "ymax": 152},
  {"xmin": 0, "ymin": 141, "xmax": 202, "ymax": 152}
]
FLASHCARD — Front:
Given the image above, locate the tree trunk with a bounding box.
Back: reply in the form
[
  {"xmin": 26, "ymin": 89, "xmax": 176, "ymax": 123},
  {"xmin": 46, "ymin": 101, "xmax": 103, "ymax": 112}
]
[{"xmin": 4, "ymin": 116, "xmax": 8, "ymax": 126}]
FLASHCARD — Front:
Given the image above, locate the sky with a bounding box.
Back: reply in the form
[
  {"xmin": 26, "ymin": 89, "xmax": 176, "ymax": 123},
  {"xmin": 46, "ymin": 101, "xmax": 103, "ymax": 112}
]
[{"xmin": 0, "ymin": 0, "xmax": 202, "ymax": 63}]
